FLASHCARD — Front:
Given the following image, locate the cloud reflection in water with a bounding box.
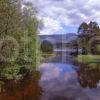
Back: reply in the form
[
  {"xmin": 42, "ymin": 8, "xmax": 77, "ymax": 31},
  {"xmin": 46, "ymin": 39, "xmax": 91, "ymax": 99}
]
[{"xmin": 39, "ymin": 63, "xmax": 100, "ymax": 100}]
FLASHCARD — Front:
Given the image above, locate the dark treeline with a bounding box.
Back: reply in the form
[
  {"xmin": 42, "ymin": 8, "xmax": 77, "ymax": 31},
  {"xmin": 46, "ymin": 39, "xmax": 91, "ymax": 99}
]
[{"xmin": 77, "ymin": 21, "xmax": 100, "ymax": 54}]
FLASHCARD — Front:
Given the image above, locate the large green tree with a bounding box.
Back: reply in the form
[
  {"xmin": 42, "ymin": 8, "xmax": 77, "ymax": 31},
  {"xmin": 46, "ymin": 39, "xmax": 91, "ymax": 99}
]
[
  {"xmin": 88, "ymin": 21, "xmax": 100, "ymax": 35},
  {"xmin": 78, "ymin": 22, "xmax": 89, "ymax": 54},
  {"xmin": 78, "ymin": 21, "xmax": 100, "ymax": 54},
  {"xmin": 78, "ymin": 22, "xmax": 88, "ymax": 35},
  {"xmin": 0, "ymin": 0, "xmax": 41, "ymax": 79}
]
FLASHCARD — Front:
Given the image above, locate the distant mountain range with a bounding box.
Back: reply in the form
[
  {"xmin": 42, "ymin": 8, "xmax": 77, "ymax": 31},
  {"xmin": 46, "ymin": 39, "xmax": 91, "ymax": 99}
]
[{"xmin": 39, "ymin": 33, "xmax": 78, "ymax": 43}]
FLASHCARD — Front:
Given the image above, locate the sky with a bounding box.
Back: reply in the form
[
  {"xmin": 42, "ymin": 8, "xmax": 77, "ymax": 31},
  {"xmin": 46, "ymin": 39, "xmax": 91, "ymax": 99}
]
[{"xmin": 26, "ymin": 0, "xmax": 100, "ymax": 35}]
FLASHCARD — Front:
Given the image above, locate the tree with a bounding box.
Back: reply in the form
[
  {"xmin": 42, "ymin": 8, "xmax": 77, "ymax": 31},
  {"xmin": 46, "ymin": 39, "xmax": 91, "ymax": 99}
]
[
  {"xmin": 78, "ymin": 22, "xmax": 89, "ymax": 54},
  {"xmin": 88, "ymin": 21, "xmax": 100, "ymax": 35},
  {"xmin": 78, "ymin": 22, "xmax": 88, "ymax": 35},
  {"xmin": 41, "ymin": 40, "xmax": 53, "ymax": 53},
  {"xmin": 0, "ymin": 0, "xmax": 41, "ymax": 79},
  {"xmin": 78, "ymin": 21, "xmax": 100, "ymax": 54},
  {"xmin": 17, "ymin": 2, "xmax": 41, "ymax": 68}
]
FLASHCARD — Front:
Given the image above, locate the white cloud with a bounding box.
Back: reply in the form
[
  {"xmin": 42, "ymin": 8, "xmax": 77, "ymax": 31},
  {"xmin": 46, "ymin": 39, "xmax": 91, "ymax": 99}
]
[
  {"xmin": 26, "ymin": 0, "xmax": 100, "ymax": 35},
  {"xmin": 40, "ymin": 17, "xmax": 63, "ymax": 35},
  {"xmin": 39, "ymin": 63, "xmax": 62, "ymax": 81}
]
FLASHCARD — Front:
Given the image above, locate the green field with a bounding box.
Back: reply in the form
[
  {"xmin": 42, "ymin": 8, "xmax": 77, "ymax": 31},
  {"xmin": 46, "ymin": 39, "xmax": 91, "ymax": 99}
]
[
  {"xmin": 77, "ymin": 55, "xmax": 100, "ymax": 63},
  {"xmin": 77, "ymin": 54, "xmax": 100, "ymax": 69}
]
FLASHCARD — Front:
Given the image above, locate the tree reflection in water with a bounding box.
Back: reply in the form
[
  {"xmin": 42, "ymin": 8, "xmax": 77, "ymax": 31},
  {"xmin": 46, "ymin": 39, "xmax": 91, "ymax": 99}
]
[
  {"xmin": 77, "ymin": 63, "xmax": 100, "ymax": 88},
  {"xmin": 0, "ymin": 71, "xmax": 43, "ymax": 100}
]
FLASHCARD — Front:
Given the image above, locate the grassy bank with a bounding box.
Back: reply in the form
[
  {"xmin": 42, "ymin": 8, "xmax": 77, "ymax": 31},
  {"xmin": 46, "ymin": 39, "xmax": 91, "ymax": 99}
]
[
  {"xmin": 76, "ymin": 54, "xmax": 100, "ymax": 69},
  {"xmin": 77, "ymin": 55, "xmax": 100, "ymax": 63}
]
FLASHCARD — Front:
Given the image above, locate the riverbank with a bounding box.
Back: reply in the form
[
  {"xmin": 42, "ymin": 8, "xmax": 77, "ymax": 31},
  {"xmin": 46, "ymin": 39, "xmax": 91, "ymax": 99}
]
[
  {"xmin": 76, "ymin": 54, "xmax": 100, "ymax": 69},
  {"xmin": 77, "ymin": 55, "xmax": 100, "ymax": 63}
]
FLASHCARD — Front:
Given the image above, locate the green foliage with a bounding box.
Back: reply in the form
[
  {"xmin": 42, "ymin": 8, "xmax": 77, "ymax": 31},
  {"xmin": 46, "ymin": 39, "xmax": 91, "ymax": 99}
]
[
  {"xmin": 41, "ymin": 40, "xmax": 53, "ymax": 53},
  {"xmin": 0, "ymin": 0, "xmax": 41, "ymax": 79},
  {"xmin": 78, "ymin": 21, "xmax": 100, "ymax": 35},
  {"xmin": 1, "ymin": 64, "xmax": 22, "ymax": 80},
  {"xmin": 96, "ymin": 44, "xmax": 100, "ymax": 51},
  {"xmin": 78, "ymin": 21, "xmax": 100, "ymax": 54},
  {"xmin": 78, "ymin": 22, "xmax": 88, "ymax": 34}
]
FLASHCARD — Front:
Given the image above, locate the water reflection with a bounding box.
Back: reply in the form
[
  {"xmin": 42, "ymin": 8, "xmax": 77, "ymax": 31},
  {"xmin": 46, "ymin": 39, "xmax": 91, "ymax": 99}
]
[
  {"xmin": 39, "ymin": 62, "xmax": 100, "ymax": 100},
  {"xmin": 0, "ymin": 59, "xmax": 100, "ymax": 100},
  {"xmin": 77, "ymin": 63, "xmax": 100, "ymax": 88},
  {"xmin": 0, "ymin": 71, "xmax": 43, "ymax": 100}
]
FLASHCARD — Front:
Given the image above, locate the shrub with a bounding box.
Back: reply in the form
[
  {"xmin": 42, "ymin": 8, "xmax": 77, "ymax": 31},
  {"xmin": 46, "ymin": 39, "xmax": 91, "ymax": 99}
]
[{"xmin": 41, "ymin": 40, "xmax": 53, "ymax": 53}]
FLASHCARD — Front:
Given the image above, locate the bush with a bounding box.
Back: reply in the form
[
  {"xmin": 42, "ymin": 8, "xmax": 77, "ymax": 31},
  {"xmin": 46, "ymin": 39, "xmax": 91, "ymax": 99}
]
[{"xmin": 41, "ymin": 40, "xmax": 53, "ymax": 53}]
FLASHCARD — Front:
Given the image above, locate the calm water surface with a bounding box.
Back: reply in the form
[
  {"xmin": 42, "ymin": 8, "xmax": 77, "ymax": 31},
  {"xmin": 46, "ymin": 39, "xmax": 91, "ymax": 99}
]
[
  {"xmin": 0, "ymin": 54, "xmax": 100, "ymax": 100},
  {"xmin": 39, "ymin": 62, "xmax": 100, "ymax": 100}
]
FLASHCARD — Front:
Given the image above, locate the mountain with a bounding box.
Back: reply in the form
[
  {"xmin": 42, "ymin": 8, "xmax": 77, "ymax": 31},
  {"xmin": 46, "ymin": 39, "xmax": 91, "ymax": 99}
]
[{"xmin": 39, "ymin": 33, "xmax": 77, "ymax": 43}]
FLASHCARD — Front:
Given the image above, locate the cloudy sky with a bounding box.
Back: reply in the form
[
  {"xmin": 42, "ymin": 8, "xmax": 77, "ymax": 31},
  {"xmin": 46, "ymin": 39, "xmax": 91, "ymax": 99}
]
[{"xmin": 26, "ymin": 0, "xmax": 100, "ymax": 35}]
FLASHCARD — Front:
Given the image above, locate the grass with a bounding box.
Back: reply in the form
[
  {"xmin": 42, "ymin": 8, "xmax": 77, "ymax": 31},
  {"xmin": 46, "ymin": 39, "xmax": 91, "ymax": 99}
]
[
  {"xmin": 42, "ymin": 53, "xmax": 55, "ymax": 56},
  {"xmin": 96, "ymin": 45, "xmax": 100, "ymax": 51},
  {"xmin": 77, "ymin": 54, "xmax": 100, "ymax": 69},
  {"xmin": 77, "ymin": 54, "xmax": 100, "ymax": 63}
]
